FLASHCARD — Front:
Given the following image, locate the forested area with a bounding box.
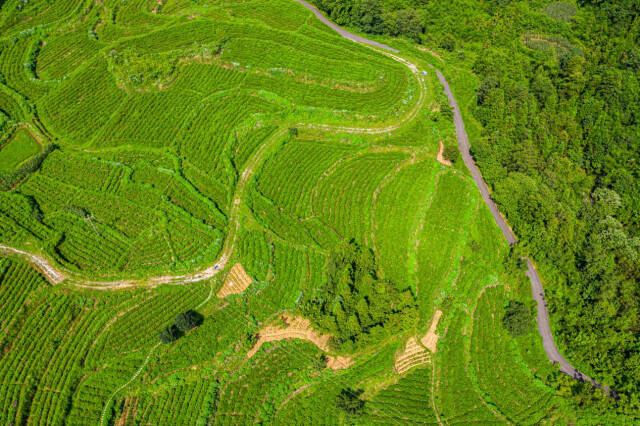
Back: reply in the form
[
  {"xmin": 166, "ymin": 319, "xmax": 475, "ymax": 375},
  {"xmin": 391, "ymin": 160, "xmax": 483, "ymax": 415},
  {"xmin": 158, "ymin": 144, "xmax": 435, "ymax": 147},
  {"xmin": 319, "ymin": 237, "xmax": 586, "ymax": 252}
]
[
  {"xmin": 301, "ymin": 241, "xmax": 416, "ymax": 352},
  {"xmin": 312, "ymin": 0, "xmax": 640, "ymax": 413}
]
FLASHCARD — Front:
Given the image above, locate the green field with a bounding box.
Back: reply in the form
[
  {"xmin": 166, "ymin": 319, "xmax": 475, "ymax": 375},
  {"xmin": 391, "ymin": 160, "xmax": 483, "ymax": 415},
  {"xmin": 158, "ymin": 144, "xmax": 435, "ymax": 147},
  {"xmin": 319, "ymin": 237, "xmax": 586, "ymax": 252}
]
[
  {"xmin": 0, "ymin": 0, "xmax": 633, "ymax": 424},
  {"xmin": 0, "ymin": 129, "xmax": 41, "ymax": 173}
]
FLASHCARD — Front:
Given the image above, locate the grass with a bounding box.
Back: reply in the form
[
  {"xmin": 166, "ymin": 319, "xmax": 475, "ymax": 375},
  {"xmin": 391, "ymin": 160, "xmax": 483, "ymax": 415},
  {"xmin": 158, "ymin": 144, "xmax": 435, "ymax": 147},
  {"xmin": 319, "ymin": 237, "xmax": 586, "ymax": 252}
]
[{"xmin": 0, "ymin": 129, "xmax": 41, "ymax": 173}]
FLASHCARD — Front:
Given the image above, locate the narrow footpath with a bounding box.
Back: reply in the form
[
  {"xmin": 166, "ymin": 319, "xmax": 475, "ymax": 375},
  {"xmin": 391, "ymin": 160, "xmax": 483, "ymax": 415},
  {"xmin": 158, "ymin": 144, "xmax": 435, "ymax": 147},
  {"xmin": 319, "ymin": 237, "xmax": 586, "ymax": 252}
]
[{"xmin": 294, "ymin": 0, "xmax": 609, "ymax": 393}]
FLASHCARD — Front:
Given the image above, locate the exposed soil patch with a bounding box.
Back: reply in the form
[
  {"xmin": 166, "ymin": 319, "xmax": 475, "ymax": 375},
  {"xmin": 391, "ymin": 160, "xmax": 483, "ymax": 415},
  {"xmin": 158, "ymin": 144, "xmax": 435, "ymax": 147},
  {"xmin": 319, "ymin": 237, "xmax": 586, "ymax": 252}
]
[
  {"xmin": 436, "ymin": 141, "xmax": 451, "ymax": 166},
  {"xmin": 247, "ymin": 313, "xmax": 331, "ymax": 357},
  {"xmin": 394, "ymin": 337, "xmax": 429, "ymax": 374},
  {"xmin": 421, "ymin": 310, "xmax": 443, "ymax": 353},
  {"xmin": 217, "ymin": 263, "xmax": 252, "ymax": 298},
  {"xmin": 326, "ymin": 355, "xmax": 353, "ymax": 370}
]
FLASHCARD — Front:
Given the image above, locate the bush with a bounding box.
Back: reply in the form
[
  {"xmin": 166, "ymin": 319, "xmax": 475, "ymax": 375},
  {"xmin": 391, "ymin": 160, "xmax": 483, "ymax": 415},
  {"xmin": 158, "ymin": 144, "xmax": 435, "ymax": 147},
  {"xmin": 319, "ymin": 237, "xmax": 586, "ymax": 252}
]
[
  {"xmin": 443, "ymin": 145, "xmax": 459, "ymax": 163},
  {"xmin": 159, "ymin": 325, "xmax": 182, "ymax": 343},
  {"xmin": 502, "ymin": 301, "xmax": 534, "ymax": 336},
  {"xmin": 336, "ymin": 388, "xmax": 365, "ymax": 416},
  {"xmin": 175, "ymin": 310, "xmax": 203, "ymax": 332}
]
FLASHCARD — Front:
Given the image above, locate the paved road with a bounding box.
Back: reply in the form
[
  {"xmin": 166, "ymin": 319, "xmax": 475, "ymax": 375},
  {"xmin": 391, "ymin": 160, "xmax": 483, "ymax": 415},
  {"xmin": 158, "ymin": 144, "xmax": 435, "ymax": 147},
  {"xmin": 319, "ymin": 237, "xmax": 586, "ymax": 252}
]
[
  {"xmin": 294, "ymin": 0, "xmax": 610, "ymax": 393},
  {"xmin": 293, "ymin": 0, "xmax": 399, "ymax": 53}
]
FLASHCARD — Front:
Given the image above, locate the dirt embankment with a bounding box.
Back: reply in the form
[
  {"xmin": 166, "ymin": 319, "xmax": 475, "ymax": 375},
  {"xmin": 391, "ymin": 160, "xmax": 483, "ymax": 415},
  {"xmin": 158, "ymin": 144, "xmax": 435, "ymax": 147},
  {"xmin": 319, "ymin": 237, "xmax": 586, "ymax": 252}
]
[
  {"xmin": 247, "ymin": 313, "xmax": 352, "ymax": 370},
  {"xmin": 217, "ymin": 263, "xmax": 252, "ymax": 298}
]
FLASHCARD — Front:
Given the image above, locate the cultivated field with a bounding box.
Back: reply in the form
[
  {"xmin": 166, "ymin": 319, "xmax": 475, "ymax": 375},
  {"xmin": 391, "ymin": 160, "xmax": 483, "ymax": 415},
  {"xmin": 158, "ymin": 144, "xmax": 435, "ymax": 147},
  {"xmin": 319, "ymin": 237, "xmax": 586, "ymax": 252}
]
[{"xmin": 0, "ymin": 0, "xmax": 600, "ymax": 424}]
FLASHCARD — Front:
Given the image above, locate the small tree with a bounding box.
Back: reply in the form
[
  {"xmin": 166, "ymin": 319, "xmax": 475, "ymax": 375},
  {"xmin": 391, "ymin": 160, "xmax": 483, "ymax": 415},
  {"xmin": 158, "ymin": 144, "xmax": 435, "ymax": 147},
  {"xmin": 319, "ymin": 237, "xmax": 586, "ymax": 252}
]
[
  {"xmin": 502, "ymin": 301, "xmax": 534, "ymax": 336},
  {"xmin": 159, "ymin": 325, "xmax": 181, "ymax": 343},
  {"xmin": 336, "ymin": 388, "xmax": 365, "ymax": 417},
  {"xmin": 175, "ymin": 310, "xmax": 203, "ymax": 332},
  {"xmin": 443, "ymin": 145, "xmax": 459, "ymax": 163},
  {"xmin": 288, "ymin": 127, "xmax": 298, "ymax": 136}
]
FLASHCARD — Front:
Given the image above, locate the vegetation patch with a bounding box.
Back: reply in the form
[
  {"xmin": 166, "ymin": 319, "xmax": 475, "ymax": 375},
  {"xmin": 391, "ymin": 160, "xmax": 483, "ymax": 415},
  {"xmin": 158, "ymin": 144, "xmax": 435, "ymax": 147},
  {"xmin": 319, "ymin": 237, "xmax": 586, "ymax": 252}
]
[
  {"xmin": 543, "ymin": 2, "xmax": 577, "ymax": 22},
  {"xmin": 301, "ymin": 240, "xmax": 417, "ymax": 351},
  {"xmin": 0, "ymin": 128, "xmax": 41, "ymax": 173}
]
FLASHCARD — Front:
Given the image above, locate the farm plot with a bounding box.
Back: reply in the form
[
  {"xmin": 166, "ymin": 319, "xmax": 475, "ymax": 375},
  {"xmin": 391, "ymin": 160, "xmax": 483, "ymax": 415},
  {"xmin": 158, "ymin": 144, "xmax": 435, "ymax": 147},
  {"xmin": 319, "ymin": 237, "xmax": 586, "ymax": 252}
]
[
  {"xmin": 372, "ymin": 158, "xmax": 439, "ymax": 288},
  {"xmin": 313, "ymin": 151, "xmax": 410, "ymax": 243},
  {"xmin": 117, "ymin": 379, "xmax": 219, "ymax": 425},
  {"xmin": 415, "ymin": 171, "xmax": 478, "ymax": 320},
  {"xmin": 366, "ymin": 367, "xmax": 439, "ymax": 424},
  {"xmin": 0, "ymin": 129, "xmax": 41, "ymax": 173},
  {"xmin": 214, "ymin": 343, "xmax": 318, "ymax": 425},
  {"xmin": 435, "ymin": 311, "xmax": 502, "ymax": 424},
  {"xmin": 0, "ymin": 258, "xmax": 149, "ymax": 425},
  {"xmin": 38, "ymin": 58, "xmax": 127, "ymax": 143},
  {"xmin": 257, "ymin": 138, "xmax": 361, "ymax": 219},
  {"xmin": 14, "ymin": 150, "xmax": 225, "ymax": 275},
  {"xmin": 218, "ymin": 263, "xmax": 253, "ymax": 298},
  {"xmin": 471, "ymin": 286, "xmax": 562, "ymax": 423},
  {"xmin": 36, "ymin": 30, "xmax": 104, "ymax": 81}
]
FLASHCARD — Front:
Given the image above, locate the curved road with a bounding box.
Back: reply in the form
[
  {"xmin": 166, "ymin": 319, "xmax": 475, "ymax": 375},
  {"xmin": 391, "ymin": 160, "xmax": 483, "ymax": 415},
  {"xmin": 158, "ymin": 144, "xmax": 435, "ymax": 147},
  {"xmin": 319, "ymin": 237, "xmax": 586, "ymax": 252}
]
[{"xmin": 293, "ymin": 0, "xmax": 609, "ymax": 392}]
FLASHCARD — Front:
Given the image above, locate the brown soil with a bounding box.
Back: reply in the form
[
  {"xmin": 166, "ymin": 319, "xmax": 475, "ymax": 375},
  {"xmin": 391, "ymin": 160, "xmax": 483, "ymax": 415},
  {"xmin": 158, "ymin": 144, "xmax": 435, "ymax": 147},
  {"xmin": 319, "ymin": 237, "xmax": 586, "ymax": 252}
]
[
  {"xmin": 421, "ymin": 310, "xmax": 443, "ymax": 353},
  {"xmin": 326, "ymin": 355, "xmax": 353, "ymax": 370},
  {"xmin": 247, "ymin": 313, "xmax": 331, "ymax": 357},
  {"xmin": 217, "ymin": 263, "xmax": 253, "ymax": 298},
  {"xmin": 394, "ymin": 337, "xmax": 429, "ymax": 374}
]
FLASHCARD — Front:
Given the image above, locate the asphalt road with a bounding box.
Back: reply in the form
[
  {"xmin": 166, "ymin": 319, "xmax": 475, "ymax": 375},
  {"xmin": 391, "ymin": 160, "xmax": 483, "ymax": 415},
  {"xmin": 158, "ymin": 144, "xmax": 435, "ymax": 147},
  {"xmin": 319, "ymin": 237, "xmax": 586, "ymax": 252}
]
[{"xmin": 294, "ymin": 0, "xmax": 610, "ymax": 393}]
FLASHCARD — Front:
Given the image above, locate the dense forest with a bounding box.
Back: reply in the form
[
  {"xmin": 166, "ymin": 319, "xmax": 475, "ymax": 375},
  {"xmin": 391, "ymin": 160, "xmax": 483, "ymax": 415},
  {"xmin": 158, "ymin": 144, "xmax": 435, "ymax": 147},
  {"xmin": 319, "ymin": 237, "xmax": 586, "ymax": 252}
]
[{"xmin": 312, "ymin": 0, "xmax": 640, "ymax": 414}]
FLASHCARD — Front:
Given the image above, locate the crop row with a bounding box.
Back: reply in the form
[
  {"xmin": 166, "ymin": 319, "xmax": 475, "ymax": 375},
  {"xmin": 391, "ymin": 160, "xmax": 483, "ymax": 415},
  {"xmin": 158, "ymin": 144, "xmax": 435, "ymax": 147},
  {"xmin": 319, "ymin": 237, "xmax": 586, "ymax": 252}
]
[
  {"xmin": 130, "ymin": 380, "xmax": 218, "ymax": 425},
  {"xmin": 367, "ymin": 367, "xmax": 439, "ymax": 424},
  {"xmin": 372, "ymin": 159, "xmax": 438, "ymax": 289},
  {"xmin": 471, "ymin": 286, "xmax": 559, "ymax": 423},
  {"xmin": 258, "ymin": 139, "xmax": 360, "ymax": 219},
  {"xmin": 313, "ymin": 151, "xmax": 409, "ymax": 243}
]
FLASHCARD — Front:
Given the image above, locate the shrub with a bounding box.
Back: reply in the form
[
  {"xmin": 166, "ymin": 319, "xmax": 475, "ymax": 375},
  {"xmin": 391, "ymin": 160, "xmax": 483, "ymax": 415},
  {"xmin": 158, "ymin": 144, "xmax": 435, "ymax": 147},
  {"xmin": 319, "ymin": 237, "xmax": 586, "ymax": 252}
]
[
  {"xmin": 159, "ymin": 325, "xmax": 181, "ymax": 343},
  {"xmin": 502, "ymin": 300, "xmax": 533, "ymax": 336},
  {"xmin": 336, "ymin": 388, "xmax": 365, "ymax": 416},
  {"xmin": 175, "ymin": 310, "xmax": 203, "ymax": 332},
  {"xmin": 443, "ymin": 145, "xmax": 459, "ymax": 163}
]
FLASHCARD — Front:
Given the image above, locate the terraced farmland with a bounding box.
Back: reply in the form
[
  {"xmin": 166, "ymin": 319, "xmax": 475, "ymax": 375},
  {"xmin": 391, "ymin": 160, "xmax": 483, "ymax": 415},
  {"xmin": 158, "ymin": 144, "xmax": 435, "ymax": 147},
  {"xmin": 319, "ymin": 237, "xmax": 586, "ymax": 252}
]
[{"xmin": 0, "ymin": 0, "xmax": 625, "ymax": 424}]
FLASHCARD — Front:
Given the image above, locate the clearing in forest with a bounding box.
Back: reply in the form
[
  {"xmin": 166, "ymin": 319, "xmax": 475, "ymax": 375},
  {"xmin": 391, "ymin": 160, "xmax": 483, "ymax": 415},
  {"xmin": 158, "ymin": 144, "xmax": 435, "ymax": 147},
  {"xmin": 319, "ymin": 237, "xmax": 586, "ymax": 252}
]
[
  {"xmin": 421, "ymin": 310, "xmax": 443, "ymax": 353},
  {"xmin": 217, "ymin": 263, "xmax": 253, "ymax": 298},
  {"xmin": 247, "ymin": 313, "xmax": 331, "ymax": 358},
  {"xmin": 394, "ymin": 337, "xmax": 430, "ymax": 374}
]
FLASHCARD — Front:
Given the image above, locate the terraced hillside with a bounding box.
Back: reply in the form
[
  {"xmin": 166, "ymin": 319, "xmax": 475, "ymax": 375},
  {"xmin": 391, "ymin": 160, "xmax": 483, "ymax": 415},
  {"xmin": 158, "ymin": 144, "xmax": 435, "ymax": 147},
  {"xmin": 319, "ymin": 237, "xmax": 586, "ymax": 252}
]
[{"xmin": 0, "ymin": 0, "xmax": 626, "ymax": 424}]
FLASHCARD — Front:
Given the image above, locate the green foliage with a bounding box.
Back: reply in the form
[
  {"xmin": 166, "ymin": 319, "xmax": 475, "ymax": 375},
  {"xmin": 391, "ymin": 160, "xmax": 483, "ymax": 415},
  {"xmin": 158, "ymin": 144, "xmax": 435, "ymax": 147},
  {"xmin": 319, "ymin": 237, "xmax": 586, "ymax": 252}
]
[
  {"xmin": 502, "ymin": 300, "xmax": 533, "ymax": 336},
  {"xmin": 159, "ymin": 324, "xmax": 182, "ymax": 344},
  {"xmin": 442, "ymin": 145, "xmax": 459, "ymax": 163},
  {"xmin": 301, "ymin": 240, "xmax": 416, "ymax": 349},
  {"xmin": 107, "ymin": 48, "xmax": 178, "ymax": 90},
  {"xmin": 0, "ymin": 128, "xmax": 40, "ymax": 173},
  {"xmin": 335, "ymin": 388, "xmax": 365, "ymax": 416},
  {"xmin": 543, "ymin": 2, "xmax": 577, "ymax": 22},
  {"xmin": 0, "ymin": 143, "xmax": 56, "ymax": 191},
  {"xmin": 175, "ymin": 310, "xmax": 204, "ymax": 333}
]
